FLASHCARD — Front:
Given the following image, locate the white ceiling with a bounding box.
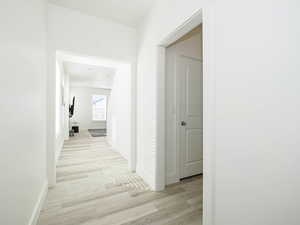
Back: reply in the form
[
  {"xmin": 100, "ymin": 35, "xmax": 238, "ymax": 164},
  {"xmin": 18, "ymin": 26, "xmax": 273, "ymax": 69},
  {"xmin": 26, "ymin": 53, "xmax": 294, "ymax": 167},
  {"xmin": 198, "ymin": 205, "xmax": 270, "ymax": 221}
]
[
  {"xmin": 64, "ymin": 61, "xmax": 116, "ymax": 89},
  {"xmin": 48, "ymin": 0, "xmax": 155, "ymax": 27}
]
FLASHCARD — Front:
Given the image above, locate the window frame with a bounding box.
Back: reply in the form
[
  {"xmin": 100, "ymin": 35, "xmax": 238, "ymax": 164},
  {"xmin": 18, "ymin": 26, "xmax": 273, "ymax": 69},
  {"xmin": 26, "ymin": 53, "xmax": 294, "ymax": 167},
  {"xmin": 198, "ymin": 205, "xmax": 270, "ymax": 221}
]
[{"xmin": 92, "ymin": 94, "xmax": 107, "ymax": 121}]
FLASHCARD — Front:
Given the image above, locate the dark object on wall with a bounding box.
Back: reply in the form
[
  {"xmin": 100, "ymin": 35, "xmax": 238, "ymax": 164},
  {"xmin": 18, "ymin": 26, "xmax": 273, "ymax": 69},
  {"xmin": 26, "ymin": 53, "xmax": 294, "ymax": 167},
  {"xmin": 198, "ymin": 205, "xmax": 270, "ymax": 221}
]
[
  {"xmin": 69, "ymin": 96, "xmax": 75, "ymax": 118},
  {"xmin": 69, "ymin": 96, "xmax": 76, "ymax": 136},
  {"xmin": 72, "ymin": 126, "xmax": 79, "ymax": 133}
]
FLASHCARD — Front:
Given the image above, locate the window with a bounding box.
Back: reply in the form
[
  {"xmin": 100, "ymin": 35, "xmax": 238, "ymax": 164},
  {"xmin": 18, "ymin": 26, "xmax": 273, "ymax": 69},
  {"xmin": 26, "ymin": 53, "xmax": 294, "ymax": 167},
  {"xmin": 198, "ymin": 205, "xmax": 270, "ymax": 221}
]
[{"xmin": 92, "ymin": 95, "xmax": 107, "ymax": 121}]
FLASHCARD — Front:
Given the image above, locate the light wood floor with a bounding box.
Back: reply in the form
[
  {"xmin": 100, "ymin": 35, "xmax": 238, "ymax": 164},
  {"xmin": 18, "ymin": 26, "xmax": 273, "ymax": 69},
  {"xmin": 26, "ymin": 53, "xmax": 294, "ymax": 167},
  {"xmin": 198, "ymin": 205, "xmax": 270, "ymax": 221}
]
[{"xmin": 38, "ymin": 131, "xmax": 203, "ymax": 225}]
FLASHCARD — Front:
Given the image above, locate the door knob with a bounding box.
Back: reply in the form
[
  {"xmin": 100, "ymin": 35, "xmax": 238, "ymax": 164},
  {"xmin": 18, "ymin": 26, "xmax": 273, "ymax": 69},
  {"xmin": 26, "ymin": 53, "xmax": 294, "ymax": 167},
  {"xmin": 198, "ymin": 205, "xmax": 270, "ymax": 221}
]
[{"xmin": 181, "ymin": 121, "xmax": 187, "ymax": 126}]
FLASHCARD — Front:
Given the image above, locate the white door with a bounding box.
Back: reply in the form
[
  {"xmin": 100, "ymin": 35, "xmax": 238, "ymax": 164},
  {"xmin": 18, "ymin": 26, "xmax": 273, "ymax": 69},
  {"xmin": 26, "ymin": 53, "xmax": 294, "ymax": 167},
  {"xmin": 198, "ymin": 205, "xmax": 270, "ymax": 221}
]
[{"xmin": 178, "ymin": 55, "xmax": 203, "ymax": 178}]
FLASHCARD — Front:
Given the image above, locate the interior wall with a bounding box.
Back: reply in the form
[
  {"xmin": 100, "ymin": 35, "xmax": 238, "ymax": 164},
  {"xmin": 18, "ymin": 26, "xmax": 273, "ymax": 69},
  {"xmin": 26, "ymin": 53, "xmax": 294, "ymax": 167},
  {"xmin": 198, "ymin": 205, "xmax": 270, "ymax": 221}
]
[
  {"xmin": 213, "ymin": 1, "xmax": 300, "ymax": 225},
  {"xmin": 64, "ymin": 71, "xmax": 70, "ymax": 140},
  {"xmin": 107, "ymin": 65, "xmax": 132, "ymax": 163},
  {"xmin": 55, "ymin": 60, "xmax": 66, "ymax": 162},
  {"xmin": 47, "ymin": 3, "xmax": 137, "ymax": 186},
  {"xmin": 70, "ymin": 87, "xmax": 111, "ymax": 130},
  {"xmin": 47, "ymin": 3, "xmax": 137, "ymax": 62},
  {"xmin": 138, "ymin": 0, "xmax": 300, "ymax": 224},
  {"xmin": 0, "ymin": 0, "xmax": 47, "ymax": 225},
  {"xmin": 165, "ymin": 27, "xmax": 203, "ymax": 185}
]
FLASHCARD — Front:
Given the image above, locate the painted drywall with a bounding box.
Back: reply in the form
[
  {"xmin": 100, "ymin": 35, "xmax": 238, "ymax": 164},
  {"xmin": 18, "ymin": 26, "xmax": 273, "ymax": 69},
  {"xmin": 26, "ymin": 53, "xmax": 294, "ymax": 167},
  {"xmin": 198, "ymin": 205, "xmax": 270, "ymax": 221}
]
[
  {"xmin": 107, "ymin": 65, "xmax": 132, "ymax": 162},
  {"xmin": 213, "ymin": 1, "xmax": 300, "ymax": 225},
  {"xmin": 48, "ymin": 0, "xmax": 154, "ymax": 28},
  {"xmin": 0, "ymin": 0, "xmax": 47, "ymax": 225},
  {"xmin": 64, "ymin": 71, "xmax": 70, "ymax": 141},
  {"xmin": 137, "ymin": 0, "xmax": 300, "ymax": 225},
  {"xmin": 70, "ymin": 87, "xmax": 111, "ymax": 130},
  {"xmin": 47, "ymin": 3, "xmax": 137, "ymax": 62},
  {"xmin": 165, "ymin": 29, "xmax": 203, "ymax": 185},
  {"xmin": 47, "ymin": 3, "xmax": 137, "ymax": 186},
  {"xmin": 54, "ymin": 60, "xmax": 66, "ymax": 162}
]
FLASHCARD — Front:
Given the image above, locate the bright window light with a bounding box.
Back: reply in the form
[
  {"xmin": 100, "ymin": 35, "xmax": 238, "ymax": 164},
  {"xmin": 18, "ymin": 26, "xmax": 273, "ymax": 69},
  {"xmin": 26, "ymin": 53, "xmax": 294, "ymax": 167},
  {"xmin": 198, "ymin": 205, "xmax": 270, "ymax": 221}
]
[{"xmin": 92, "ymin": 95, "xmax": 107, "ymax": 121}]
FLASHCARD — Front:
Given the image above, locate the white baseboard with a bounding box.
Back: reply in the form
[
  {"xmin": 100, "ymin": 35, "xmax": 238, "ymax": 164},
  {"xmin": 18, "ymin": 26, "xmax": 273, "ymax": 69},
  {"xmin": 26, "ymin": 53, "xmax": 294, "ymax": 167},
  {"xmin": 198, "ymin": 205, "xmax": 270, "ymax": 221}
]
[{"xmin": 28, "ymin": 180, "xmax": 48, "ymax": 225}]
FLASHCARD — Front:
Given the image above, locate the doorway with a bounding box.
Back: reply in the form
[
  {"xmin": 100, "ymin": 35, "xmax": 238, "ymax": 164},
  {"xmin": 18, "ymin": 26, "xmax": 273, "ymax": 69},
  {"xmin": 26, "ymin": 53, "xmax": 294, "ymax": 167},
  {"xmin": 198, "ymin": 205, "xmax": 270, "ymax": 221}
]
[
  {"xmin": 47, "ymin": 51, "xmax": 137, "ymax": 187},
  {"xmin": 155, "ymin": 8, "xmax": 216, "ymax": 225},
  {"xmin": 166, "ymin": 25, "xmax": 203, "ymax": 183}
]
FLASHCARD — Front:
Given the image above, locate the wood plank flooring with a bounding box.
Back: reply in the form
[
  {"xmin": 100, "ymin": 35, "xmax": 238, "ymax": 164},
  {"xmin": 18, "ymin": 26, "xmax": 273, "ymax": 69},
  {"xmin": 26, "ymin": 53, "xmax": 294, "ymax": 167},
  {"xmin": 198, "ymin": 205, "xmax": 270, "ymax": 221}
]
[{"xmin": 37, "ymin": 131, "xmax": 203, "ymax": 225}]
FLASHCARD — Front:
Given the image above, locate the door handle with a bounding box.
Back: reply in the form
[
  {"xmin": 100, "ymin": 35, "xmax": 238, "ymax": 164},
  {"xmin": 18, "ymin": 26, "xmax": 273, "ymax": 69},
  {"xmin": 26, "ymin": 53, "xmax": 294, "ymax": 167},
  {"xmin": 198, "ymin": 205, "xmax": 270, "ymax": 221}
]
[{"xmin": 181, "ymin": 121, "xmax": 187, "ymax": 126}]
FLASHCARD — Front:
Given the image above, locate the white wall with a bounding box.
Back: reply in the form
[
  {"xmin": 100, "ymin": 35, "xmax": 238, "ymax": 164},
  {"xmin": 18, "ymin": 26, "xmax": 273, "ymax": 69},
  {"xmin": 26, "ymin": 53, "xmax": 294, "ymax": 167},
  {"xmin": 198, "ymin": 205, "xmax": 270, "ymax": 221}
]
[
  {"xmin": 137, "ymin": 0, "xmax": 300, "ymax": 225},
  {"xmin": 0, "ymin": 0, "xmax": 47, "ymax": 225},
  {"xmin": 47, "ymin": 3, "xmax": 137, "ymax": 62},
  {"xmin": 54, "ymin": 60, "xmax": 66, "ymax": 162},
  {"xmin": 64, "ymin": 71, "xmax": 70, "ymax": 140},
  {"xmin": 107, "ymin": 65, "xmax": 132, "ymax": 162},
  {"xmin": 70, "ymin": 87, "xmax": 111, "ymax": 130},
  {"xmin": 47, "ymin": 3, "xmax": 137, "ymax": 186},
  {"xmin": 138, "ymin": 0, "xmax": 300, "ymax": 225},
  {"xmin": 214, "ymin": 1, "xmax": 300, "ymax": 225}
]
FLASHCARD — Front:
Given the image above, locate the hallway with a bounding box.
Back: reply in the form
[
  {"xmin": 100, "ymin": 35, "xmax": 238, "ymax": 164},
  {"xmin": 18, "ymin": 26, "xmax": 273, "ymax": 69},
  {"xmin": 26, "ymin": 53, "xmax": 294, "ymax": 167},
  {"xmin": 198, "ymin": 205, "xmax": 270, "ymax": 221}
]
[{"xmin": 38, "ymin": 132, "xmax": 202, "ymax": 225}]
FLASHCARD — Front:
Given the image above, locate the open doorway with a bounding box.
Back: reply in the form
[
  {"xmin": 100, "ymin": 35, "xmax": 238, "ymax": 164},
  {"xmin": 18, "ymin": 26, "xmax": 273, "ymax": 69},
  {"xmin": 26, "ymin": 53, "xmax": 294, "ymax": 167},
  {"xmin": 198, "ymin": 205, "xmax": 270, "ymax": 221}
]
[
  {"xmin": 49, "ymin": 51, "xmax": 137, "ymax": 186},
  {"xmin": 165, "ymin": 25, "xmax": 203, "ymax": 184},
  {"xmin": 156, "ymin": 11, "xmax": 204, "ymax": 188},
  {"xmin": 64, "ymin": 61, "xmax": 115, "ymax": 139},
  {"xmin": 40, "ymin": 51, "xmax": 158, "ymax": 225},
  {"xmin": 155, "ymin": 9, "xmax": 214, "ymax": 224}
]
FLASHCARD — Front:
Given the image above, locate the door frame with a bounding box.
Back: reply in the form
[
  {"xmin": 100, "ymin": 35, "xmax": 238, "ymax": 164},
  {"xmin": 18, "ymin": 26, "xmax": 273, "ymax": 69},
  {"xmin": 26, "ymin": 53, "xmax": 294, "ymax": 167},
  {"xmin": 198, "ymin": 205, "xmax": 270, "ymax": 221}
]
[{"xmin": 155, "ymin": 8, "xmax": 216, "ymax": 225}]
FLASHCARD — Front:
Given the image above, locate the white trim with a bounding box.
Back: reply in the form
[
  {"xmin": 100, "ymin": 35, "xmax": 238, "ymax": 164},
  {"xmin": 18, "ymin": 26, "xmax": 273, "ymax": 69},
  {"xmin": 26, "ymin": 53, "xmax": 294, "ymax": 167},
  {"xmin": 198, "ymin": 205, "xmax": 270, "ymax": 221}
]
[
  {"xmin": 28, "ymin": 180, "xmax": 48, "ymax": 225},
  {"xmin": 130, "ymin": 61, "xmax": 138, "ymax": 172},
  {"xmin": 47, "ymin": 50, "xmax": 57, "ymax": 188},
  {"xmin": 202, "ymin": 6, "xmax": 216, "ymax": 225},
  {"xmin": 155, "ymin": 8, "xmax": 216, "ymax": 225},
  {"xmin": 159, "ymin": 10, "xmax": 203, "ymax": 47},
  {"xmin": 155, "ymin": 46, "xmax": 166, "ymax": 190}
]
